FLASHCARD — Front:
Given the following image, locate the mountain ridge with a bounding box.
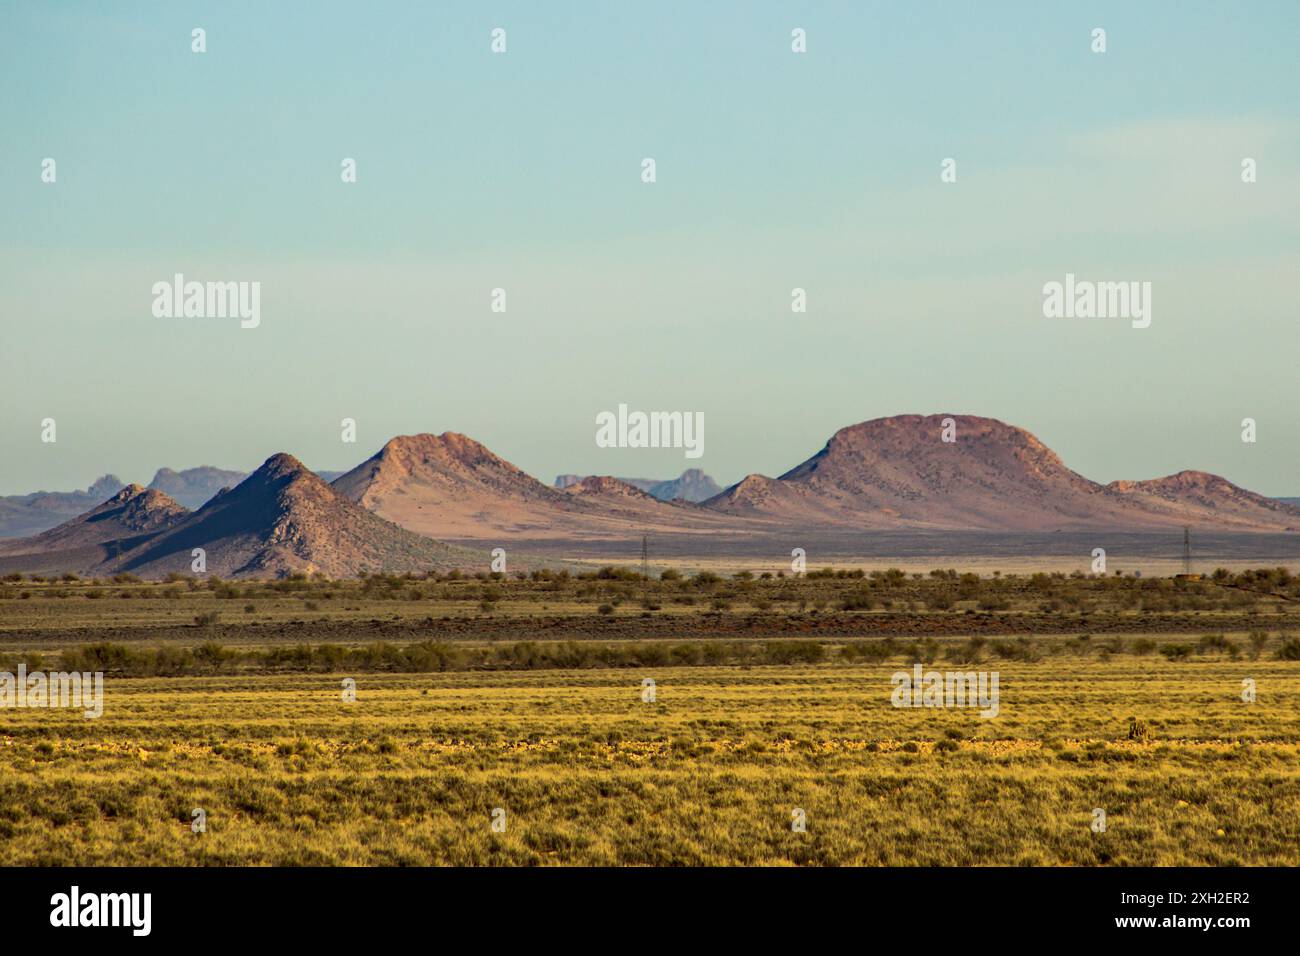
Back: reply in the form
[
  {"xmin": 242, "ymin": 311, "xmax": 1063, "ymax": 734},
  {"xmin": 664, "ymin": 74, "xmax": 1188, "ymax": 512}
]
[
  {"xmin": 0, "ymin": 453, "xmax": 485, "ymax": 578},
  {"xmin": 148, "ymin": 465, "xmax": 248, "ymax": 510},
  {"xmin": 333, "ymin": 433, "xmax": 742, "ymax": 542},
  {"xmin": 2, "ymin": 415, "xmax": 1296, "ymax": 577},
  {"xmin": 702, "ymin": 414, "xmax": 1300, "ymax": 532}
]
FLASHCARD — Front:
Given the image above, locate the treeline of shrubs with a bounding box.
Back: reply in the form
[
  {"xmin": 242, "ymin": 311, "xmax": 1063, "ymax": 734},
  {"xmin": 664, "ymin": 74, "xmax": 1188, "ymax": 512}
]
[
  {"xmin": 0, "ymin": 639, "xmax": 829, "ymax": 677},
  {"xmin": 6, "ymin": 632, "xmax": 1298, "ymax": 678},
  {"xmin": 8, "ymin": 565, "xmax": 1296, "ymax": 592},
  {"xmin": 4, "ymin": 566, "xmax": 1299, "ymax": 622},
  {"xmin": 842, "ymin": 632, "xmax": 1300, "ymax": 664}
]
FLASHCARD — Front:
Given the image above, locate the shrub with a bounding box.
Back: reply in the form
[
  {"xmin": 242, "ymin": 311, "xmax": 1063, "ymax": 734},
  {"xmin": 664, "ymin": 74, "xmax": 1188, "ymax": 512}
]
[
  {"xmin": 842, "ymin": 638, "xmax": 898, "ymax": 663},
  {"xmin": 1197, "ymin": 633, "xmax": 1239, "ymax": 658},
  {"xmin": 762, "ymin": 641, "xmax": 825, "ymax": 665},
  {"xmin": 1276, "ymin": 636, "xmax": 1300, "ymax": 661},
  {"xmin": 193, "ymin": 642, "xmax": 236, "ymax": 670},
  {"xmin": 840, "ymin": 589, "xmax": 875, "ymax": 612},
  {"xmin": 944, "ymin": 641, "xmax": 978, "ymax": 664},
  {"xmin": 927, "ymin": 592, "xmax": 955, "ymax": 611},
  {"xmin": 1127, "ymin": 717, "xmax": 1153, "ymax": 742}
]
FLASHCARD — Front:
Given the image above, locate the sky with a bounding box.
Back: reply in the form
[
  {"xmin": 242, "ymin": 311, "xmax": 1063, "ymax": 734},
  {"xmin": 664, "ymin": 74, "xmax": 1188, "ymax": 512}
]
[{"xmin": 2, "ymin": 1, "xmax": 1298, "ymax": 496}]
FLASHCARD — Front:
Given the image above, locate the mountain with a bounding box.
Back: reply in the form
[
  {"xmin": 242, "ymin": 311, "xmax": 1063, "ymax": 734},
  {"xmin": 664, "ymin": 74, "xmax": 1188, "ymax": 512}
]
[
  {"xmin": 648, "ymin": 469, "xmax": 722, "ymax": 502},
  {"xmin": 0, "ymin": 484, "xmax": 189, "ymax": 575},
  {"xmin": 560, "ymin": 475, "xmax": 659, "ymax": 501},
  {"xmin": 148, "ymin": 466, "xmax": 247, "ymax": 510},
  {"xmin": 113, "ymin": 453, "xmax": 483, "ymax": 578},
  {"xmin": 0, "ymin": 455, "xmax": 484, "ymax": 579},
  {"xmin": 0, "ymin": 475, "xmax": 126, "ymax": 538},
  {"xmin": 6, "ymin": 418, "xmax": 1296, "ymax": 569},
  {"xmin": 553, "ymin": 469, "xmax": 721, "ymax": 503},
  {"xmin": 704, "ymin": 415, "xmax": 1120, "ymax": 529},
  {"xmin": 33, "ymin": 484, "xmax": 188, "ymax": 547},
  {"xmin": 702, "ymin": 414, "xmax": 1300, "ymax": 532},
  {"xmin": 2, "ymin": 465, "xmax": 350, "ymax": 540},
  {"xmin": 334, "ymin": 433, "xmax": 738, "ymax": 542},
  {"xmin": 1106, "ymin": 471, "xmax": 1300, "ymax": 529}
]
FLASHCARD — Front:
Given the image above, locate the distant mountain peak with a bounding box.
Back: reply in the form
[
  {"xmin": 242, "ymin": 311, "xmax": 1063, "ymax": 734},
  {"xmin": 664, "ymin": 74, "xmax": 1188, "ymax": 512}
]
[
  {"xmin": 649, "ymin": 468, "xmax": 721, "ymax": 502},
  {"xmin": 147, "ymin": 465, "xmax": 248, "ymax": 510},
  {"xmin": 87, "ymin": 475, "xmax": 126, "ymax": 498},
  {"xmin": 552, "ymin": 468, "xmax": 721, "ymax": 503}
]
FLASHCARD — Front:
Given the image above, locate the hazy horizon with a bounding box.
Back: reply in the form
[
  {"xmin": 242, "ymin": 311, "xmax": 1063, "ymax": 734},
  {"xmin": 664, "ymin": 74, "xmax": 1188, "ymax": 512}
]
[{"xmin": 4, "ymin": 1, "xmax": 1298, "ymax": 496}]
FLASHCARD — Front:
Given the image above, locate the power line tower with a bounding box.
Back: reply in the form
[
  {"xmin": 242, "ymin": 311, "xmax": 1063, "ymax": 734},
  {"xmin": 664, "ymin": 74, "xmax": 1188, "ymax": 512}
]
[{"xmin": 1182, "ymin": 526, "xmax": 1192, "ymax": 576}]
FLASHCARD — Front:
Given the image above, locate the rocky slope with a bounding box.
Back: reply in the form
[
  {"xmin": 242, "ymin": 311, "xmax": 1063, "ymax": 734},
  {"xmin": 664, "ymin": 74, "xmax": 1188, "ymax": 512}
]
[{"xmin": 703, "ymin": 415, "xmax": 1300, "ymax": 532}]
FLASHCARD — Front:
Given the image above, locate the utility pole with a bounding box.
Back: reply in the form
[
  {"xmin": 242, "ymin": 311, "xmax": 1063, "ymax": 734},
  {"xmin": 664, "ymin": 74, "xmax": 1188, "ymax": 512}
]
[
  {"xmin": 1182, "ymin": 526, "xmax": 1192, "ymax": 576},
  {"xmin": 641, "ymin": 534, "xmax": 649, "ymax": 606}
]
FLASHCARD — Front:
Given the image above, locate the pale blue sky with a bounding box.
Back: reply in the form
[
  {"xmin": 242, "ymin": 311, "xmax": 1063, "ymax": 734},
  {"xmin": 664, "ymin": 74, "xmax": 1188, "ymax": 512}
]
[{"xmin": 2, "ymin": 1, "xmax": 1298, "ymax": 495}]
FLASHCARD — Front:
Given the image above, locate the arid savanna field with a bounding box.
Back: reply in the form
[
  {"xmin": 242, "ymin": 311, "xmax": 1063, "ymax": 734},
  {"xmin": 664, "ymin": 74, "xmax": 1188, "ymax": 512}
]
[{"xmin": 3, "ymin": 567, "xmax": 1299, "ymax": 865}]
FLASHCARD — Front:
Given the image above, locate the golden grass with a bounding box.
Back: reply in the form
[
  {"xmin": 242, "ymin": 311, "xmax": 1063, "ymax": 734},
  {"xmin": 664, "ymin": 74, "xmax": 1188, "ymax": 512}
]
[{"xmin": 2, "ymin": 659, "xmax": 1298, "ymax": 865}]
